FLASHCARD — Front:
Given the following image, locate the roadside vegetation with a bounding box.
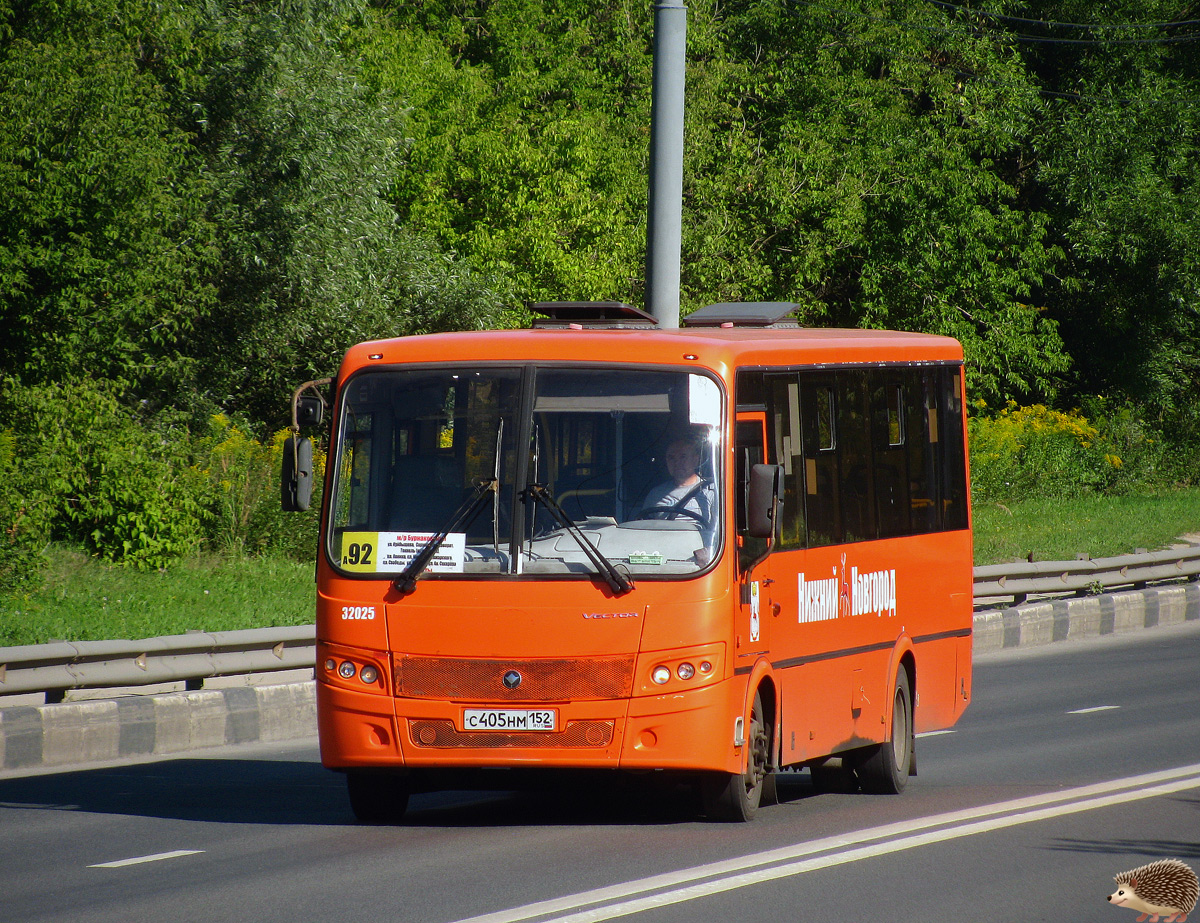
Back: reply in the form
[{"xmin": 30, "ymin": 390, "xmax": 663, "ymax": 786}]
[
  {"xmin": 4, "ymin": 1, "xmax": 1200, "ymax": 644},
  {"xmin": 4, "ymin": 399, "xmax": 1200, "ymax": 646}
]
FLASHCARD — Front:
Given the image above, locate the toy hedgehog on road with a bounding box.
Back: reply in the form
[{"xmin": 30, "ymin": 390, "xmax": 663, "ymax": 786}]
[{"xmin": 1107, "ymin": 858, "xmax": 1199, "ymax": 922}]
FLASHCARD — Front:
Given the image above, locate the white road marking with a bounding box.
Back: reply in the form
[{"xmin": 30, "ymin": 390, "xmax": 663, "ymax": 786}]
[
  {"xmin": 1067, "ymin": 705, "xmax": 1121, "ymax": 714},
  {"xmin": 88, "ymin": 850, "xmax": 204, "ymax": 869},
  {"xmin": 916, "ymin": 729, "xmax": 955, "ymax": 738},
  {"xmin": 450, "ymin": 762, "xmax": 1200, "ymax": 923}
]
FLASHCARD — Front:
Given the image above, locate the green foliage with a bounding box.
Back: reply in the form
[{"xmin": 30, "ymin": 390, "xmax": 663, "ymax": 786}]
[
  {"xmin": 197, "ymin": 416, "xmax": 322, "ymax": 558},
  {"xmin": 0, "ymin": 382, "xmax": 325, "ymax": 590},
  {"xmin": 0, "ymin": 427, "xmax": 51, "ymax": 591},
  {"xmin": 3, "ymin": 0, "xmax": 1200, "ymax": 577},
  {"xmin": 679, "ymin": 0, "xmax": 1068, "ymax": 405},
  {"xmin": 361, "ymin": 0, "xmax": 651, "ymax": 308},
  {"xmin": 191, "ymin": 0, "xmax": 505, "ymax": 423},
  {"xmin": 968, "ymin": 401, "xmax": 1169, "ymax": 503},
  {"xmin": 0, "ymin": 0, "xmax": 218, "ymax": 403},
  {"xmin": 1023, "ymin": 0, "xmax": 1200, "ymax": 415},
  {"xmin": 0, "ymin": 379, "xmax": 205, "ymax": 574}
]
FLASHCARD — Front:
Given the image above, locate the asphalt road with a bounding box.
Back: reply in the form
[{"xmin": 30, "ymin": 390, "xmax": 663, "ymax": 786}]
[{"xmin": 2, "ymin": 620, "xmax": 1198, "ymax": 923}]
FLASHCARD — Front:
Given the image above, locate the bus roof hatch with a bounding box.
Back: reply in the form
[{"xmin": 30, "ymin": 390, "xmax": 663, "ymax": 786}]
[
  {"xmin": 531, "ymin": 302, "xmax": 659, "ymax": 329},
  {"xmin": 682, "ymin": 302, "xmax": 802, "ymax": 328}
]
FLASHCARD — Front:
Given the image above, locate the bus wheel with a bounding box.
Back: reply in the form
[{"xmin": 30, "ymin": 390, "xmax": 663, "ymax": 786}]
[
  {"xmin": 857, "ymin": 669, "xmax": 913, "ymax": 795},
  {"xmin": 702, "ymin": 691, "xmax": 770, "ymax": 822},
  {"xmin": 346, "ymin": 769, "xmax": 410, "ymax": 824}
]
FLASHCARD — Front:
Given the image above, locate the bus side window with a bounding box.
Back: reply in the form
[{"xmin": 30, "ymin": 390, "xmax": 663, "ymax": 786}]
[
  {"xmin": 871, "ymin": 376, "xmax": 911, "ymax": 539},
  {"xmin": 764, "ymin": 375, "xmax": 806, "ymax": 550},
  {"xmin": 907, "ymin": 373, "xmax": 938, "ymax": 533},
  {"xmin": 800, "ymin": 377, "xmax": 839, "ymax": 547},
  {"xmin": 939, "ymin": 368, "xmax": 969, "ymax": 530},
  {"xmin": 838, "ymin": 372, "xmax": 874, "ymax": 543},
  {"xmin": 735, "ymin": 417, "xmax": 766, "ymax": 533}
]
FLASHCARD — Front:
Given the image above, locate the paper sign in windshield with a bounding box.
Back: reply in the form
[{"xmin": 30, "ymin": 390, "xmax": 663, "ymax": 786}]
[{"xmin": 339, "ymin": 531, "xmax": 466, "ymax": 574}]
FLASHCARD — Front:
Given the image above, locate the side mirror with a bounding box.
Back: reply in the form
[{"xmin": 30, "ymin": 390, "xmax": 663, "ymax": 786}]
[
  {"xmin": 746, "ymin": 464, "xmax": 782, "ymax": 539},
  {"xmin": 296, "ymin": 394, "xmax": 324, "ymax": 426},
  {"xmin": 281, "ymin": 436, "xmax": 314, "ymax": 512}
]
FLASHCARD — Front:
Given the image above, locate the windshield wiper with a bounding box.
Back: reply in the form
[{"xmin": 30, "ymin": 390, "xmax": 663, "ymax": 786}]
[
  {"xmin": 394, "ymin": 478, "xmax": 499, "ymax": 595},
  {"xmin": 523, "ymin": 483, "xmax": 634, "ymax": 596}
]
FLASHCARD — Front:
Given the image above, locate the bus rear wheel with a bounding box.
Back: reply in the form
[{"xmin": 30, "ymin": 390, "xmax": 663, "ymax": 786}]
[
  {"xmin": 856, "ymin": 669, "xmax": 913, "ymax": 795},
  {"xmin": 346, "ymin": 769, "xmax": 410, "ymax": 824},
  {"xmin": 702, "ymin": 691, "xmax": 770, "ymax": 822}
]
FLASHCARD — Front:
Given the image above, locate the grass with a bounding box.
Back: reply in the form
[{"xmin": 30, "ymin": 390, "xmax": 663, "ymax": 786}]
[
  {"xmin": 972, "ymin": 488, "xmax": 1200, "ymax": 565},
  {"xmin": 4, "ymin": 487, "xmax": 1200, "ymax": 647},
  {"xmin": 0, "ymin": 546, "xmax": 315, "ymax": 647}
]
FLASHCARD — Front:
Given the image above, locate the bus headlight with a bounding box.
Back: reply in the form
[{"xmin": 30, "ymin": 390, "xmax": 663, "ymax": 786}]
[
  {"xmin": 338, "ymin": 661, "xmax": 357, "ymax": 680},
  {"xmin": 636, "ymin": 643, "xmax": 725, "ymax": 695}
]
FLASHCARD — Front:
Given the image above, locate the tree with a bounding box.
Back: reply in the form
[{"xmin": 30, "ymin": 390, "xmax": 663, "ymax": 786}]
[
  {"xmin": 362, "ymin": 0, "xmax": 653, "ymax": 309},
  {"xmin": 1017, "ymin": 0, "xmax": 1200, "ymax": 418},
  {"xmin": 191, "ymin": 0, "xmax": 503, "ymax": 424},
  {"xmin": 0, "ymin": 0, "xmax": 217, "ymax": 401},
  {"xmin": 679, "ymin": 0, "xmax": 1067, "ymax": 404}
]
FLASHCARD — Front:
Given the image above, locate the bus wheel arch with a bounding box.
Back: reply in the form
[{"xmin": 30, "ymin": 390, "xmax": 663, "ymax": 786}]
[
  {"xmin": 856, "ymin": 658, "xmax": 915, "ymax": 794},
  {"xmin": 701, "ymin": 675, "xmax": 776, "ymax": 822}
]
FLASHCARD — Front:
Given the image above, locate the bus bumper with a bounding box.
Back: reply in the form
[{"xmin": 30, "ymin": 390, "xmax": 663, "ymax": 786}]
[{"xmin": 317, "ymin": 676, "xmax": 745, "ymax": 775}]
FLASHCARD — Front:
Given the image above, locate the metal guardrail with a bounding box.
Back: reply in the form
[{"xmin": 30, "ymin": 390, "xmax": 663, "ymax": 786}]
[
  {"xmin": 3, "ymin": 545, "xmax": 1200, "ymax": 704},
  {"xmin": 973, "ymin": 545, "xmax": 1200, "ymax": 605},
  {"xmin": 0, "ymin": 626, "xmax": 314, "ymax": 703}
]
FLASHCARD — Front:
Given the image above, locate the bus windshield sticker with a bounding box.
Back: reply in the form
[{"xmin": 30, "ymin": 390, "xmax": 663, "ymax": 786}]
[
  {"xmin": 689, "ymin": 374, "xmax": 721, "ymax": 425},
  {"xmin": 339, "ymin": 531, "xmax": 466, "ymax": 574}
]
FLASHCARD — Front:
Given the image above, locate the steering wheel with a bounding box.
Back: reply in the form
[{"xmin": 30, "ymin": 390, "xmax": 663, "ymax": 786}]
[
  {"xmin": 635, "ymin": 476, "xmax": 712, "ymax": 527},
  {"xmin": 634, "ymin": 503, "xmax": 708, "ymax": 525}
]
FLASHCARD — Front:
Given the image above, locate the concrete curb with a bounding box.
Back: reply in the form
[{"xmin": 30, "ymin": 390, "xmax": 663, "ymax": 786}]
[
  {"xmin": 4, "ymin": 583, "xmax": 1199, "ymax": 771},
  {"xmin": 1, "ymin": 682, "xmax": 315, "ymax": 771},
  {"xmin": 972, "ymin": 582, "xmax": 1200, "ymax": 655}
]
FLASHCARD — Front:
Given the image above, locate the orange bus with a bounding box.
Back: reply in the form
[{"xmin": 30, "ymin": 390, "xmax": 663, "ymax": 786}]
[{"xmin": 285, "ymin": 301, "xmax": 973, "ymax": 822}]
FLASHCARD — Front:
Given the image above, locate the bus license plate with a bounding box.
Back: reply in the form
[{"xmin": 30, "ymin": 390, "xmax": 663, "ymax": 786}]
[{"xmin": 462, "ymin": 709, "xmax": 557, "ymax": 732}]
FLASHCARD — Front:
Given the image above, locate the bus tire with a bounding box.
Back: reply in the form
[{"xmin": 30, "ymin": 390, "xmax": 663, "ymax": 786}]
[
  {"xmin": 346, "ymin": 769, "xmax": 410, "ymax": 824},
  {"xmin": 857, "ymin": 668, "xmax": 913, "ymax": 795},
  {"xmin": 701, "ymin": 690, "xmax": 770, "ymax": 822}
]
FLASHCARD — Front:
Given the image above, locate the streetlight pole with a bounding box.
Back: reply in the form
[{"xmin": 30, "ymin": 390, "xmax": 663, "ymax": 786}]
[{"xmin": 645, "ymin": 0, "xmax": 686, "ymax": 329}]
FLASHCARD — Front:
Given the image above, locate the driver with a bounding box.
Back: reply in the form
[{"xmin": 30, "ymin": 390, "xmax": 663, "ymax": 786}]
[{"xmin": 639, "ymin": 435, "xmax": 716, "ymax": 565}]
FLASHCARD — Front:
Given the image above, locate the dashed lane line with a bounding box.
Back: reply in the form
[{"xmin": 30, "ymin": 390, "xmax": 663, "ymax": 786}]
[{"xmin": 89, "ymin": 850, "xmax": 204, "ymax": 869}]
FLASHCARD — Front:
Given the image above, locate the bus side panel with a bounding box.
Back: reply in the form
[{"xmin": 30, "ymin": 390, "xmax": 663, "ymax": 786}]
[{"xmin": 769, "ymin": 529, "xmax": 971, "ymax": 766}]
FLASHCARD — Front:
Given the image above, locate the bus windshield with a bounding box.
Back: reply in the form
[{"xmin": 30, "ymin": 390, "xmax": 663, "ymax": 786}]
[{"xmin": 327, "ymin": 365, "xmax": 724, "ymax": 581}]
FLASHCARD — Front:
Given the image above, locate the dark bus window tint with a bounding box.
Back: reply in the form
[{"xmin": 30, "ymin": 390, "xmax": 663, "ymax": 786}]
[
  {"xmin": 838, "ymin": 372, "xmax": 874, "ymax": 543},
  {"xmin": 735, "ymin": 414, "xmax": 772, "ymax": 569},
  {"xmin": 800, "ymin": 379, "xmax": 840, "ymax": 546},
  {"xmin": 735, "ymin": 369, "xmax": 767, "ymax": 411},
  {"xmin": 939, "ymin": 368, "xmax": 969, "ymax": 530},
  {"xmin": 766, "ymin": 375, "xmax": 805, "ymax": 550},
  {"xmin": 871, "ymin": 376, "xmax": 910, "ymax": 538},
  {"xmin": 908, "ymin": 373, "xmax": 938, "ymax": 533},
  {"xmin": 735, "ymin": 418, "xmax": 765, "ymax": 532}
]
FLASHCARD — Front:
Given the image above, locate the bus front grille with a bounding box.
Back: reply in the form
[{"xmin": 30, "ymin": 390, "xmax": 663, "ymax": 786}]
[
  {"xmin": 393, "ymin": 655, "xmax": 635, "ymax": 701},
  {"xmin": 408, "ymin": 719, "xmax": 615, "ymax": 749}
]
